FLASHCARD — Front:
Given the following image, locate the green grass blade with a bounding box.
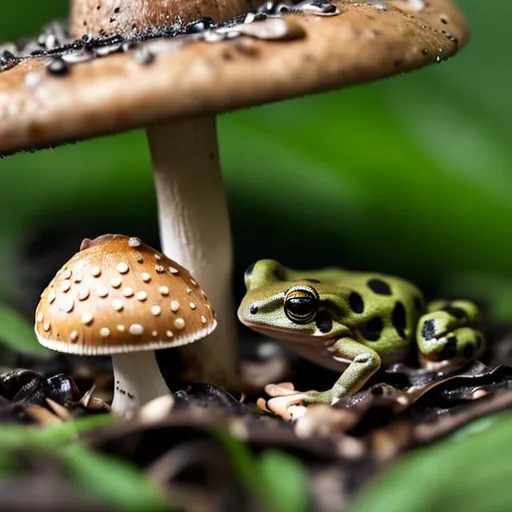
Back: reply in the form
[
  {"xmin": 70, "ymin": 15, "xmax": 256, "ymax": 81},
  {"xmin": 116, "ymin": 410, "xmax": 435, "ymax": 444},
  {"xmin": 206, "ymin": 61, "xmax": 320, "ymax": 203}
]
[
  {"xmin": 259, "ymin": 450, "xmax": 311, "ymax": 512},
  {"xmin": 60, "ymin": 444, "xmax": 168, "ymax": 512},
  {"xmin": 0, "ymin": 304, "xmax": 49, "ymax": 357},
  {"xmin": 211, "ymin": 428, "xmax": 264, "ymax": 496},
  {"xmin": 213, "ymin": 429, "xmax": 311, "ymax": 511},
  {"xmin": 0, "ymin": 414, "xmax": 114, "ymax": 449}
]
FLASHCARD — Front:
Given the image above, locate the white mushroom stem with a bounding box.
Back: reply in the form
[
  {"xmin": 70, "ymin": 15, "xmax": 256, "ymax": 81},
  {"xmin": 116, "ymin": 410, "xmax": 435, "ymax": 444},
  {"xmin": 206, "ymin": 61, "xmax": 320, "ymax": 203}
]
[
  {"xmin": 146, "ymin": 116, "xmax": 239, "ymax": 389},
  {"xmin": 111, "ymin": 351, "xmax": 170, "ymax": 417}
]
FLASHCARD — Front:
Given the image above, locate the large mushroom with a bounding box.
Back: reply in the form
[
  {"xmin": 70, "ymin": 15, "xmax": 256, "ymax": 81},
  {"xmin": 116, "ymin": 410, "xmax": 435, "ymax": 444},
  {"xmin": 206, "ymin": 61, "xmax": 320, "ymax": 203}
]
[
  {"xmin": 34, "ymin": 234, "xmax": 216, "ymax": 417},
  {"xmin": 0, "ymin": 0, "xmax": 469, "ymax": 389}
]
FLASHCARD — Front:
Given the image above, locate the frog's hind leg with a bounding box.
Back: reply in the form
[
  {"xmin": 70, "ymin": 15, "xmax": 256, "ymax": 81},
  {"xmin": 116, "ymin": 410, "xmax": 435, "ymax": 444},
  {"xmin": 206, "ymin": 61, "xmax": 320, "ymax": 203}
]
[{"xmin": 416, "ymin": 299, "xmax": 486, "ymax": 366}]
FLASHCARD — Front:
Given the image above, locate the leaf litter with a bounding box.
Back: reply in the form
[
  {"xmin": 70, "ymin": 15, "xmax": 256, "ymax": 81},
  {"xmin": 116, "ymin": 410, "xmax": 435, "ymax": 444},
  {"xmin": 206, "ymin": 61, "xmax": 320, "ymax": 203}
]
[{"xmin": 2, "ymin": 324, "xmax": 512, "ymax": 510}]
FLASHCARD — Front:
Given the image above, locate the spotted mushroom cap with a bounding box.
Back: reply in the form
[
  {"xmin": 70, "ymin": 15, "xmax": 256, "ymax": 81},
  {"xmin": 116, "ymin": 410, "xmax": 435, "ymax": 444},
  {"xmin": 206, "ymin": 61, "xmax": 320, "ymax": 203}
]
[
  {"xmin": 34, "ymin": 234, "xmax": 217, "ymax": 355},
  {"xmin": 0, "ymin": 0, "xmax": 468, "ymax": 155}
]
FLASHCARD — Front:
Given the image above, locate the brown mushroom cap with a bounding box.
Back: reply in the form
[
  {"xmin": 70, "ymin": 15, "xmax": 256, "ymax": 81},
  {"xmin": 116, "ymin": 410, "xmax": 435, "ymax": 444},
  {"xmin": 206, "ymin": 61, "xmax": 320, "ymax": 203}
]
[
  {"xmin": 70, "ymin": 0, "xmax": 261, "ymax": 38},
  {"xmin": 34, "ymin": 234, "xmax": 217, "ymax": 355},
  {"xmin": 0, "ymin": 0, "xmax": 468, "ymax": 155}
]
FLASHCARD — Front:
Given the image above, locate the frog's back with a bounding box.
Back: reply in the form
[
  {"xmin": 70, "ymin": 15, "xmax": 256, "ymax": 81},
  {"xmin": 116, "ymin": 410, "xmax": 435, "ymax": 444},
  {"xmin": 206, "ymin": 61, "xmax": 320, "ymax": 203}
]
[
  {"xmin": 288, "ymin": 266, "xmax": 425, "ymax": 362},
  {"xmin": 288, "ymin": 267, "xmax": 423, "ymax": 302}
]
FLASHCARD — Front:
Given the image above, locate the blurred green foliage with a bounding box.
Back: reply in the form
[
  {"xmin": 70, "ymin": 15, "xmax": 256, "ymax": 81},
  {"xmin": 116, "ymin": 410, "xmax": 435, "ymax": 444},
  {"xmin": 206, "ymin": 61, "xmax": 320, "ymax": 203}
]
[
  {"xmin": 353, "ymin": 413, "xmax": 512, "ymax": 512},
  {"xmin": 0, "ymin": 417, "xmax": 310, "ymax": 511},
  {"xmin": 1, "ymin": 0, "xmax": 511, "ymax": 319},
  {"xmin": 0, "ymin": 415, "xmax": 168, "ymax": 511},
  {"xmin": 213, "ymin": 429, "xmax": 310, "ymax": 511},
  {"xmin": 0, "ymin": 304, "xmax": 49, "ymax": 356}
]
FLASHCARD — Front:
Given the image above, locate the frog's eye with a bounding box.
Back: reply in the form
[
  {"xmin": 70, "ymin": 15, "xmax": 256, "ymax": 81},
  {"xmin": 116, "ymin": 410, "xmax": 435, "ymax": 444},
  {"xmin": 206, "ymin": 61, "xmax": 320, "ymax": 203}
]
[{"xmin": 284, "ymin": 287, "xmax": 319, "ymax": 324}]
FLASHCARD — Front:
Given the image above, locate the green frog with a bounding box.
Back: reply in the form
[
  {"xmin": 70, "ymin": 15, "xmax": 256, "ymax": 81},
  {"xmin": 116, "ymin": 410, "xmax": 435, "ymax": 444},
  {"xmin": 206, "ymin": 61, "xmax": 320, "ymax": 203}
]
[{"xmin": 238, "ymin": 259, "xmax": 485, "ymax": 415}]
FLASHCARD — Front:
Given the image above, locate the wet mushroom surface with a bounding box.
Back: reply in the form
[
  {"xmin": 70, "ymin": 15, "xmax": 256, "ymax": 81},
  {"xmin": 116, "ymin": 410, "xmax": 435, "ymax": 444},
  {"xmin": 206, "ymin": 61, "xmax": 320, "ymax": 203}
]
[{"xmin": 0, "ymin": 0, "xmax": 467, "ymax": 154}]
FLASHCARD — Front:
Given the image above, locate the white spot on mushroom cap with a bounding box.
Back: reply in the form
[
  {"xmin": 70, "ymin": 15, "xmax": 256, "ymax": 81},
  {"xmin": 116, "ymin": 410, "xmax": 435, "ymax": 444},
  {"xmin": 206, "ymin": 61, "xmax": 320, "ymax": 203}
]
[
  {"xmin": 170, "ymin": 300, "xmax": 180, "ymax": 312},
  {"xmin": 70, "ymin": 330, "xmax": 79, "ymax": 342},
  {"xmin": 43, "ymin": 322, "xmax": 51, "ymax": 332},
  {"xmin": 122, "ymin": 287, "xmax": 134, "ymax": 297},
  {"xmin": 174, "ymin": 318, "xmax": 185, "ymax": 330},
  {"xmin": 78, "ymin": 286, "xmax": 90, "ymax": 301},
  {"xmin": 155, "ymin": 265, "xmax": 165, "ymax": 274},
  {"xmin": 111, "ymin": 277, "xmax": 122, "ymax": 288},
  {"xmin": 141, "ymin": 273, "xmax": 151, "ymax": 282},
  {"xmin": 62, "ymin": 269, "xmax": 72, "ymax": 279},
  {"xmin": 151, "ymin": 305, "xmax": 161, "ymax": 316},
  {"xmin": 117, "ymin": 325, "xmax": 125, "ymax": 333},
  {"xmin": 81, "ymin": 312, "xmax": 94, "ymax": 325},
  {"xmin": 37, "ymin": 312, "xmax": 44, "ymax": 323},
  {"xmin": 129, "ymin": 324, "xmax": 144, "ymax": 336},
  {"xmin": 48, "ymin": 289, "xmax": 56, "ymax": 304},
  {"xmin": 159, "ymin": 286, "xmax": 169, "ymax": 296},
  {"xmin": 154, "ymin": 253, "xmax": 162, "ymax": 261},
  {"xmin": 201, "ymin": 316, "xmax": 207, "ymax": 325},
  {"xmin": 189, "ymin": 302, "xmax": 197, "ymax": 310},
  {"xmin": 59, "ymin": 297, "xmax": 74, "ymax": 313},
  {"xmin": 112, "ymin": 300, "xmax": 124, "ymax": 312},
  {"xmin": 61, "ymin": 280, "xmax": 71, "ymax": 292},
  {"xmin": 116, "ymin": 262, "xmax": 129, "ymax": 274},
  {"xmin": 100, "ymin": 327, "xmax": 111, "ymax": 338},
  {"xmin": 136, "ymin": 291, "xmax": 148, "ymax": 301},
  {"xmin": 169, "ymin": 267, "xmax": 178, "ymax": 274},
  {"xmin": 91, "ymin": 266, "xmax": 101, "ymax": 277},
  {"xmin": 166, "ymin": 330, "xmax": 174, "ymax": 338},
  {"xmin": 97, "ymin": 286, "xmax": 109, "ymax": 298}
]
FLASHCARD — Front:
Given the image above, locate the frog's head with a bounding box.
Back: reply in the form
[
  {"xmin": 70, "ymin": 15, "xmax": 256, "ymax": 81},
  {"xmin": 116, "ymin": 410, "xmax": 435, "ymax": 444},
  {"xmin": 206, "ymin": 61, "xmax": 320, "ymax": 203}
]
[{"xmin": 238, "ymin": 260, "xmax": 351, "ymax": 342}]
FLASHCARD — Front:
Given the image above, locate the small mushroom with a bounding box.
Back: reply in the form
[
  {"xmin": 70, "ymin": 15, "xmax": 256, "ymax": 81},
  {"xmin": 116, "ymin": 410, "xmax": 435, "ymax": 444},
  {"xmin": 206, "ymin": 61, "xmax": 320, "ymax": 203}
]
[
  {"xmin": 34, "ymin": 234, "xmax": 216, "ymax": 418},
  {"xmin": 1, "ymin": 0, "xmax": 469, "ymax": 389}
]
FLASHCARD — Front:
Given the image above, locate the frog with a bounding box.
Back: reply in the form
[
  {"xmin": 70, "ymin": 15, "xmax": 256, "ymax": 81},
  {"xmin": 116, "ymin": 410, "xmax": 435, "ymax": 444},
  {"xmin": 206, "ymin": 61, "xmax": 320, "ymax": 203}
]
[{"xmin": 238, "ymin": 259, "xmax": 485, "ymax": 419}]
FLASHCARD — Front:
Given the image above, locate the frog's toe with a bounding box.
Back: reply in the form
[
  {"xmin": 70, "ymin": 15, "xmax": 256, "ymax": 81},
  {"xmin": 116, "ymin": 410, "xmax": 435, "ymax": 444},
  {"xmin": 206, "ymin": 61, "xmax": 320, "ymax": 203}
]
[
  {"xmin": 266, "ymin": 393, "xmax": 308, "ymax": 421},
  {"xmin": 264, "ymin": 382, "xmax": 297, "ymax": 397},
  {"xmin": 418, "ymin": 326, "xmax": 486, "ymax": 363},
  {"xmin": 256, "ymin": 397, "xmax": 272, "ymax": 413}
]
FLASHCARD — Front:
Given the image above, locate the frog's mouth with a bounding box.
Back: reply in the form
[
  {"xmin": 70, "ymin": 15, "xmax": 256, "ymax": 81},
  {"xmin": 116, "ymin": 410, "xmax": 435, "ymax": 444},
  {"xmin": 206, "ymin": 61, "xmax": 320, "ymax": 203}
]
[{"xmin": 240, "ymin": 320, "xmax": 335, "ymax": 344}]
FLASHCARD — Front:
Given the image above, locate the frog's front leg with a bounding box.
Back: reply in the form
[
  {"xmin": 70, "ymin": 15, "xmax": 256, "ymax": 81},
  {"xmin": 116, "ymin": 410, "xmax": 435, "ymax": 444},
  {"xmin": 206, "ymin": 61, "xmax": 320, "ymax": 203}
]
[
  {"xmin": 302, "ymin": 338, "xmax": 381, "ymax": 405},
  {"xmin": 417, "ymin": 299, "xmax": 486, "ymax": 365},
  {"xmin": 264, "ymin": 339, "xmax": 381, "ymax": 419}
]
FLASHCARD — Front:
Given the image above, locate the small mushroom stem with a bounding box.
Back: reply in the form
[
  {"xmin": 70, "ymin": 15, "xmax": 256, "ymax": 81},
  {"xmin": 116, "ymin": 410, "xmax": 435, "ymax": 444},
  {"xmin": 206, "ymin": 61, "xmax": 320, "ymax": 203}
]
[
  {"xmin": 146, "ymin": 117, "xmax": 239, "ymax": 390},
  {"xmin": 111, "ymin": 351, "xmax": 170, "ymax": 416}
]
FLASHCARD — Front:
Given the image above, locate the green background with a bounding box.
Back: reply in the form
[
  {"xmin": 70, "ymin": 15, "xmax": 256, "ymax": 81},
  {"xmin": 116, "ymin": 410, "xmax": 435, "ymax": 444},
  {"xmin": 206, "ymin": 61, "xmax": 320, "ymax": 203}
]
[{"xmin": 1, "ymin": 0, "xmax": 510, "ymax": 319}]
